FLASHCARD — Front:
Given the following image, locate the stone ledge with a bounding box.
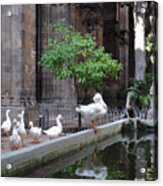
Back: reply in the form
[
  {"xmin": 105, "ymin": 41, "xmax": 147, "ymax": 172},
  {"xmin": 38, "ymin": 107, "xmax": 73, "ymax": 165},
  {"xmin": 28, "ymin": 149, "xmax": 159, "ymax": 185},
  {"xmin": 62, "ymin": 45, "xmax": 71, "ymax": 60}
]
[{"xmin": 1, "ymin": 118, "xmax": 128, "ymax": 177}]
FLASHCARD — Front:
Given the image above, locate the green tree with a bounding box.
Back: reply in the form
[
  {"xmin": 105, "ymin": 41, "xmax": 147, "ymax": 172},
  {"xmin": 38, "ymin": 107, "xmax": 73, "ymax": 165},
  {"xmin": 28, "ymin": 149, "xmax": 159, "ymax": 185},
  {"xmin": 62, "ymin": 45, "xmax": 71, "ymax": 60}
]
[{"xmin": 39, "ymin": 24, "xmax": 122, "ymax": 101}]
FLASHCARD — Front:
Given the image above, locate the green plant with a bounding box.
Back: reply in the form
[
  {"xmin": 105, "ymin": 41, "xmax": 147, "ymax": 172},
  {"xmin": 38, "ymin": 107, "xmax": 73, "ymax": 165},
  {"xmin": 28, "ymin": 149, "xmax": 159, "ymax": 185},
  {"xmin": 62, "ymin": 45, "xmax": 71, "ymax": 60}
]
[
  {"xmin": 132, "ymin": 73, "xmax": 153, "ymax": 108},
  {"xmin": 106, "ymin": 163, "xmax": 125, "ymax": 180},
  {"xmin": 146, "ymin": 168, "xmax": 155, "ymax": 181},
  {"xmin": 38, "ymin": 23, "xmax": 122, "ymax": 100},
  {"xmin": 146, "ymin": 34, "xmax": 154, "ymax": 53}
]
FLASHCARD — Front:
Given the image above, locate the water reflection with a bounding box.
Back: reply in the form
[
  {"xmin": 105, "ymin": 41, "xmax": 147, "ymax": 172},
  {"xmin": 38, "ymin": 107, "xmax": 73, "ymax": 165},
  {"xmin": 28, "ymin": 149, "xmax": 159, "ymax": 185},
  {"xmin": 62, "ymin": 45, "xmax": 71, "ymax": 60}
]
[
  {"xmin": 75, "ymin": 150, "xmax": 107, "ymax": 179},
  {"xmin": 25, "ymin": 131, "xmax": 157, "ymax": 180}
]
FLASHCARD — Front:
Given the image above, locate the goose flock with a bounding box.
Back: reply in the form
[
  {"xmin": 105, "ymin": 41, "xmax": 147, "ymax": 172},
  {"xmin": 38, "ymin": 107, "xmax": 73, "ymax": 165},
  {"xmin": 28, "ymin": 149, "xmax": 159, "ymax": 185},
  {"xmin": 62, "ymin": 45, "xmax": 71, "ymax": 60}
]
[{"xmin": 1, "ymin": 93, "xmax": 108, "ymax": 151}]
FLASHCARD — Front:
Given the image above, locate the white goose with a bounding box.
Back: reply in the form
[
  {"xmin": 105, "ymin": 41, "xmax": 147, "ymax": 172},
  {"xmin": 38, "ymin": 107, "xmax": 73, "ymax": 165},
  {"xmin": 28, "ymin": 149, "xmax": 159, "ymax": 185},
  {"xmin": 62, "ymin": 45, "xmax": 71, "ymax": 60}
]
[
  {"xmin": 76, "ymin": 93, "xmax": 108, "ymax": 133},
  {"xmin": 17, "ymin": 110, "xmax": 27, "ymax": 146},
  {"xmin": 1, "ymin": 109, "xmax": 11, "ymax": 136},
  {"xmin": 10, "ymin": 119, "xmax": 22, "ymax": 150},
  {"xmin": 28, "ymin": 121, "xmax": 42, "ymax": 143},
  {"xmin": 43, "ymin": 114, "xmax": 63, "ymax": 140}
]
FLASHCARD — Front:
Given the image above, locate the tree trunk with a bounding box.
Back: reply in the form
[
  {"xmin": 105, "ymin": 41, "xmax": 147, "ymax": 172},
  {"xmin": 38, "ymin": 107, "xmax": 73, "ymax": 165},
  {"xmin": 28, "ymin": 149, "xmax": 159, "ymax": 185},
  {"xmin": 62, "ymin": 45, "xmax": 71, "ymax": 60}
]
[{"xmin": 133, "ymin": 2, "xmax": 146, "ymax": 80}]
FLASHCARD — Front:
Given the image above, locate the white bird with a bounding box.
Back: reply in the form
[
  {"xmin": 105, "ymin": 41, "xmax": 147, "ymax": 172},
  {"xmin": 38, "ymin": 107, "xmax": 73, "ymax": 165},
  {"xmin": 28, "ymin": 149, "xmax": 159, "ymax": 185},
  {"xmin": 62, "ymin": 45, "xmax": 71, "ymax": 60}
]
[
  {"xmin": 43, "ymin": 114, "xmax": 63, "ymax": 140},
  {"xmin": 76, "ymin": 93, "xmax": 108, "ymax": 133},
  {"xmin": 1, "ymin": 109, "xmax": 11, "ymax": 136},
  {"xmin": 17, "ymin": 110, "xmax": 27, "ymax": 146},
  {"xmin": 10, "ymin": 119, "xmax": 22, "ymax": 150},
  {"xmin": 28, "ymin": 121, "xmax": 42, "ymax": 143}
]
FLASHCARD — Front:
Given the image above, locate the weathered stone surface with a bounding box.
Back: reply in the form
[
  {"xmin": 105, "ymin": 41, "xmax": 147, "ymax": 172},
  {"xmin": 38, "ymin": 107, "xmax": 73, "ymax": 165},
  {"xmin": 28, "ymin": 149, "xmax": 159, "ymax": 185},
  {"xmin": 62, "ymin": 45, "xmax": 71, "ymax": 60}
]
[
  {"xmin": 1, "ymin": 5, "xmax": 24, "ymax": 106},
  {"xmin": 23, "ymin": 5, "xmax": 36, "ymax": 99},
  {"xmin": 24, "ymin": 105, "xmax": 40, "ymax": 127}
]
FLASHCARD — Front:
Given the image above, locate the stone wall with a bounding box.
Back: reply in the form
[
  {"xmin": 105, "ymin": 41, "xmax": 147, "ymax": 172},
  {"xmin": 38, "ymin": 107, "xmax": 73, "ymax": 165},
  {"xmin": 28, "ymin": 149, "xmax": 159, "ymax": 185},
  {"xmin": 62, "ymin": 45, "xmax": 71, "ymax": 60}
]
[
  {"xmin": 1, "ymin": 4, "xmax": 77, "ymax": 122},
  {"xmin": 1, "ymin": 3, "xmax": 132, "ymax": 121},
  {"xmin": 1, "ymin": 5, "xmax": 26, "ymax": 121}
]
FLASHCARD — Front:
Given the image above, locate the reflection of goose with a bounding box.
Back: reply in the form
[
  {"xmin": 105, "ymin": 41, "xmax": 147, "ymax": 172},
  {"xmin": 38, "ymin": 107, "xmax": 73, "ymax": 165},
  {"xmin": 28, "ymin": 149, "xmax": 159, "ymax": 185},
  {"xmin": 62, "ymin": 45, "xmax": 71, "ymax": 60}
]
[
  {"xmin": 75, "ymin": 152, "xmax": 107, "ymax": 180},
  {"xmin": 1, "ymin": 109, "xmax": 11, "ymax": 136},
  {"xmin": 76, "ymin": 93, "xmax": 108, "ymax": 133}
]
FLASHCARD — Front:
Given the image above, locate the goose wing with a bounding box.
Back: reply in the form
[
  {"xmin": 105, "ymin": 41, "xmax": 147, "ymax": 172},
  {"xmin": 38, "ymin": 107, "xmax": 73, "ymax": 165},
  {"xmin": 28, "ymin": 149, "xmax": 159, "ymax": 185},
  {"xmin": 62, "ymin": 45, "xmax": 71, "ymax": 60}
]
[
  {"xmin": 43, "ymin": 126, "xmax": 61, "ymax": 136},
  {"xmin": 76, "ymin": 103, "xmax": 103, "ymax": 120}
]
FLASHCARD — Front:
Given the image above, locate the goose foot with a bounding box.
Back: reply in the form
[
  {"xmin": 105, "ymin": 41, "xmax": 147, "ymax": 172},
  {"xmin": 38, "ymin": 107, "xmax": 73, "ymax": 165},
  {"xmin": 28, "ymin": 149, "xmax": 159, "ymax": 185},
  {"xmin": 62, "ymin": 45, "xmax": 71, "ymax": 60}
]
[
  {"xmin": 49, "ymin": 136, "xmax": 55, "ymax": 140},
  {"xmin": 32, "ymin": 138, "xmax": 40, "ymax": 144},
  {"xmin": 10, "ymin": 145, "xmax": 21, "ymax": 151},
  {"xmin": 11, "ymin": 147, "xmax": 17, "ymax": 151},
  {"xmin": 1, "ymin": 131, "xmax": 10, "ymax": 137},
  {"xmin": 95, "ymin": 128, "xmax": 101, "ymax": 134},
  {"xmin": 91, "ymin": 121, "xmax": 100, "ymax": 134},
  {"xmin": 21, "ymin": 139, "xmax": 27, "ymax": 147},
  {"xmin": 5, "ymin": 132, "xmax": 10, "ymax": 137}
]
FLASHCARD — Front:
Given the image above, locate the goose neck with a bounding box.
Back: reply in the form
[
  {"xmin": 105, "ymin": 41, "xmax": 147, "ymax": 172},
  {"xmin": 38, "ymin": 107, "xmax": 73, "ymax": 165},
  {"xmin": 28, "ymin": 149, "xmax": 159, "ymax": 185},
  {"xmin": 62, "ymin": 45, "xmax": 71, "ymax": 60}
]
[
  {"xmin": 6, "ymin": 111, "xmax": 11, "ymax": 121},
  {"xmin": 29, "ymin": 123, "xmax": 33, "ymax": 129},
  {"xmin": 20, "ymin": 117, "xmax": 25, "ymax": 127},
  {"xmin": 13, "ymin": 127, "xmax": 18, "ymax": 136},
  {"xmin": 100, "ymin": 100, "xmax": 108, "ymax": 110},
  {"xmin": 56, "ymin": 119, "xmax": 62, "ymax": 129}
]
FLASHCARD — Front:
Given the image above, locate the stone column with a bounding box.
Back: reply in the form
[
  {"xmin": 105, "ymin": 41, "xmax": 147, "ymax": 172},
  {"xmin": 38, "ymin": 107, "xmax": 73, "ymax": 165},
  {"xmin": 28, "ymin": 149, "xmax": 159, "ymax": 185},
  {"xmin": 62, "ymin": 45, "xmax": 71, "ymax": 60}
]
[
  {"xmin": 23, "ymin": 5, "xmax": 36, "ymax": 105},
  {"xmin": 1, "ymin": 5, "xmax": 24, "ymax": 106}
]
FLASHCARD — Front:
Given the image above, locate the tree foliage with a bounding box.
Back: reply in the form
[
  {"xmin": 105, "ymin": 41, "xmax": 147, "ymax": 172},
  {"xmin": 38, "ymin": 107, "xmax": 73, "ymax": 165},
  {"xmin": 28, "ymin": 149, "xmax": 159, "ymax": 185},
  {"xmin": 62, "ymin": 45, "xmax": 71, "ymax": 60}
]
[{"xmin": 38, "ymin": 24, "xmax": 122, "ymax": 95}]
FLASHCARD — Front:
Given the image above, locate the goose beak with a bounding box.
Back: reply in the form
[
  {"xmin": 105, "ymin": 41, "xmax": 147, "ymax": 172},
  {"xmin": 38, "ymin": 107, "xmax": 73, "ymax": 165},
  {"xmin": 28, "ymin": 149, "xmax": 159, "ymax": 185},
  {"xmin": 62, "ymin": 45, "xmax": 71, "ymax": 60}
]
[
  {"xmin": 16, "ymin": 115, "xmax": 21, "ymax": 121},
  {"xmin": 59, "ymin": 116, "xmax": 64, "ymax": 121}
]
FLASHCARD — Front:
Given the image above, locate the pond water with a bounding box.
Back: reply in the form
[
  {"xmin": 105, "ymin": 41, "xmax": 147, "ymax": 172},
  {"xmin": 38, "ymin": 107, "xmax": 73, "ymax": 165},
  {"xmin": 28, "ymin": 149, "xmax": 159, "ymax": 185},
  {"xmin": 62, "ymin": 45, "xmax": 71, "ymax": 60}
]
[{"xmin": 24, "ymin": 130, "xmax": 157, "ymax": 181}]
